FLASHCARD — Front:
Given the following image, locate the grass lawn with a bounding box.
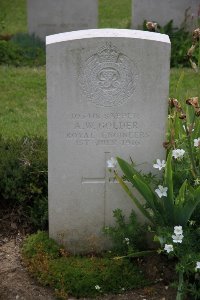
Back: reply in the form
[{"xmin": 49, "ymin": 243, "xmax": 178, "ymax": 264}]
[
  {"xmin": 0, "ymin": 0, "xmax": 27, "ymax": 35},
  {"xmin": 170, "ymin": 69, "xmax": 200, "ymax": 99},
  {"xmin": 0, "ymin": 66, "xmax": 46, "ymax": 138},
  {"xmin": 99, "ymin": 0, "xmax": 131, "ymax": 28}
]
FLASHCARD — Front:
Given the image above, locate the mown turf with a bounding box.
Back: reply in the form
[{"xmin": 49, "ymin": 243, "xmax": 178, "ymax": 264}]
[
  {"xmin": 170, "ymin": 68, "xmax": 200, "ymax": 100},
  {"xmin": 99, "ymin": 0, "xmax": 131, "ymax": 29},
  {"xmin": 0, "ymin": 66, "xmax": 46, "ymax": 138},
  {"xmin": 0, "ymin": 0, "xmax": 27, "ymax": 35}
]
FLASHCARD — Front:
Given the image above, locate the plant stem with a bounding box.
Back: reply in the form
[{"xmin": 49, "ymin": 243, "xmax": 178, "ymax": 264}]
[
  {"xmin": 113, "ymin": 250, "xmax": 156, "ymax": 260},
  {"xmin": 198, "ymin": 40, "xmax": 200, "ymax": 70},
  {"xmin": 184, "ymin": 120, "xmax": 198, "ymax": 178},
  {"xmin": 176, "ymin": 270, "xmax": 184, "ymax": 300}
]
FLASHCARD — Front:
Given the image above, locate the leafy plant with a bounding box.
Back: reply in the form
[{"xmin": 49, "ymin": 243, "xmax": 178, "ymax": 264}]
[
  {"xmin": 0, "ymin": 40, "xmax": 22, "ymax": 65},
  {"xmin": 115, "ymin": 153, "xmax": 200, "ymax": 228},
  {"xmin": 103, "ymin": 209, "xmax": 147, "ymax": 255},
  {"xmin": 155, "ymin": 226, "xmax": 200, "ymax": 300},
  {"xmin": 0, "ymin": 33, "xmax": 45, "ymax": 66},
  {"xmin": 108, "ymin": 94, "xmax": 200, "ymax": 299},
  {"xmin": 144, "ymin": 20, "xmax": 196, "ymax": 67},
  {"xmin": 0, "ymin": 136, "xmax": 48, "ymax": 229}
]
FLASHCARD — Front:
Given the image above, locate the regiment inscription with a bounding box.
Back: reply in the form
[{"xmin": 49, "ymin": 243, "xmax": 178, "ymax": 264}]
[{"xmin": 66, "ymin": 112, "xmax": 149, "ymax": 146}]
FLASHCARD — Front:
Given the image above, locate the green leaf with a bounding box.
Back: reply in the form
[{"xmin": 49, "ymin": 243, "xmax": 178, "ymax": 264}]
[
  {"xmin": 132, "ymin": 175, "xmax": 158, "ymax": 213},
  {"xmin": 175, "ymin": 180, "xmax": 187, "ymax": 206},
  {"xmin": 194, "ymin": 185, "xmax": 200, "ymax": 199},
  {"xmin": 175, "ymin": 186, "xmax": 200, "ymax": 226},
  {"xmin": 114, "ymin": 171, "xmax": 155, "ymax": 224},
  {"xmin": 117, "ymin": 157, "xmax": 159, "ymax": 211},
  {"xmin": 116, "ymin": 157, "xmax": 144, "ymax": 185},
  {"xmin": 164, "ymin": 151, "xmax": 174, "ymax": 202},
  {"xmin": 164, "ymin": 151, "xmax": 174, "ymax": 224},
  {"xmin": 117, "ymin": 157, "xmax": 166, "ymax": 225}
]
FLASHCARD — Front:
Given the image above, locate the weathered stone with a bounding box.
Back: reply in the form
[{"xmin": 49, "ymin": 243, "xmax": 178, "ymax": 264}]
[
  {"xmin": 46, "ymin": 29, "xmax": 170, "ymax": 253},
  {"xmin": 132, "ymin": 0, "xmax": 200, "ymax": 30},
  {"xmin": 27, "ymin": 0, "xmax": 98, "ymax": 41}
]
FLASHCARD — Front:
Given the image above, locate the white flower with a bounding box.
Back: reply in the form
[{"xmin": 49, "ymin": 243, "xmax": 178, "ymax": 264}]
[
  {"xmin": 172, "ymin": 234, "xmax": 184, "ymax": 243},
  {"xmin": 174, "ymin": 226, "xmax": 183, "ymax": 236},
  {"xmin": 196, "ymin": 262, "xmax": 200, "ymax": 269},
  {"xmin": 194, "ymin": 178, "xmax": 200, "ymax": 186},
  {"xmin": 106, "ymin": 157, "xmax": 117, "ymax": 168},
  {"xmin": 189, "ymin": 220, "xmax": 196, "ymax": 226},
  {"xmin": 164, "ymin": 244, "xmax": 173, "ymax": 253},
  {"xmin": 153, "ymin": 159, "xmax": 166, "ymax": 171},
  {"xmin": 155, "ymin": 185, "xmax": 168, "ymax": 198},
  {"xmin": 124, "ymin": 237, "xmax": 130, "ymax": 245},
  {"xmin": 194, "ymin": 138, "xmax": 200, "ymax": 147},
  {"xmin": 183, "ymin": 125, "xmax": 194, "ymax": 133},
  {"xmin": 172, "ymin": 149, "xmax": 185, "ymax": 159},
  {"xmin": 95, "ymin": 285, "xmax": 101, "ymax": 290}
]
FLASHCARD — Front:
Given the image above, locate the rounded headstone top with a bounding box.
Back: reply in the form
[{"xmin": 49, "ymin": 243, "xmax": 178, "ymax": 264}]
[{"xmin": 46, "ymin": 28, "xmax": 170, "ymax": 45}]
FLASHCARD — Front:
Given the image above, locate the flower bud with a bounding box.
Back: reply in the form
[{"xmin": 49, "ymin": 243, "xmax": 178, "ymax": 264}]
[
  {"xmin": 189, "ymin": 59, "xmax": 198, "ymax": 72},
  {"xmin": 179, "ymin": 113, "xmax": 186, "ymax": 120},
  {"xmin": 187, "ymin": 44, "xmax": 196, "ymax": 57},
  {"xmin": 163, "ymin": 141, "xmax": 171, "ymax": 149},
  {"xmin": 186, "ymin": 97, "xmax": 199, "ymax": 108},
  {"xmin": 146, "ymin": 21, "xmax": 157, "ymax": 32},
  {"xmin": 195, "ymin": 109, "xmax": 200, "ymax": 117},
  {"xmin": 193, "ymin": 28, "xmax": 200, "ymax": 42},
  {"xmin": 169, "ymin": 98, "xmax": 180, "ymax": 109}
]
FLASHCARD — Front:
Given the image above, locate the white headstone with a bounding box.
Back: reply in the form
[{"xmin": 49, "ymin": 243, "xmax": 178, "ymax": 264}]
[
  {"xmin": 27, "ymin": 0, "xmax": 98, "ymax": 41},
  {"xmin": 47, "ymin": 29, "xmax": 170, "ymax": 253},
  {"xmin": 132, "ymin": 0, "xmax": 200, "ymax": 29}
]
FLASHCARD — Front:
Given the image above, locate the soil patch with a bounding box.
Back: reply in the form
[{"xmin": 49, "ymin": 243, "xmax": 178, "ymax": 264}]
[
  {"xmin": 0, "ymin": 235, "xmax": 177, "ymax": 300},
  {"xmin": 0, "ymin": 208, "xmax": 177, "ymax": 300}
]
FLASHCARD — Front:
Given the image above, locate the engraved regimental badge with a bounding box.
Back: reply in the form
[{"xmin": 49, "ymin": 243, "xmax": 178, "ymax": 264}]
[{"xmin": 79, "ymin": 43, "xmax": 139, "ymax": 107}]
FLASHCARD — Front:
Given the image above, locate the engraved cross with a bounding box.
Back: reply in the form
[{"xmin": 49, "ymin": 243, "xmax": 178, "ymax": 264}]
[
  {"xmin": 81, "ymin": 152, "xmax": 111, "ymax": 185},
  {"xmin": 81, "ymin": 152, "xmax": 115, "ymax": 226}
]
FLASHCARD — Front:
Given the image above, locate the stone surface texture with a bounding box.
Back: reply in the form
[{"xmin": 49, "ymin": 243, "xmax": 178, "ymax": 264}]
[
  {"xmin": 47, "ymin": 29, "xmax": 171, "ymax": 253},
  {"xmin": 27, "ymin": 0, "xmax": 98, "ymax": 41},
  {"xmin": 132, "ymin": 0, "xmax": 200, "ymax": 29}
]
